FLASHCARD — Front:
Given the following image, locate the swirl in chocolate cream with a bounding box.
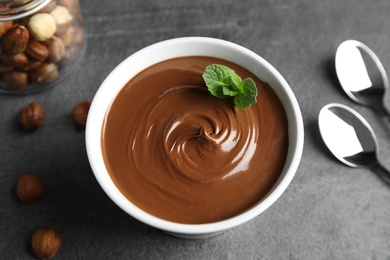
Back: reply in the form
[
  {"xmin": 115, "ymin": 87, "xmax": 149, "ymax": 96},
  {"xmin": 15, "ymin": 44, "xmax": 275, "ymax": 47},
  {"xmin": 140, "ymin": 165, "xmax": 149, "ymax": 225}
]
[
  {"xmin": 135, "ymin": 85, "xmax": 258, "ymax": 185},
  {"xmin": 102, "ymin": 56, "xmax": 288, "ymax": 224}
]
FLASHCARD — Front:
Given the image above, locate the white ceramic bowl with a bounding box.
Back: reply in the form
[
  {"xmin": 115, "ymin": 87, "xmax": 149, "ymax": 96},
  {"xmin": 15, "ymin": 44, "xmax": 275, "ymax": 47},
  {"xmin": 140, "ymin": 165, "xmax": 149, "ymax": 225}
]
[{"xmin": 86, "ymin": 37, "xmax": 304, "ymax": 239}]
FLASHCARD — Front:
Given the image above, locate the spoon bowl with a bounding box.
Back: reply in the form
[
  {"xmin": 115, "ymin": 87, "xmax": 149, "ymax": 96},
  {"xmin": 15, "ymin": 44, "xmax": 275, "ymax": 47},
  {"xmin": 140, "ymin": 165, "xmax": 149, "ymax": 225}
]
[
  {"xmin": 319, "ymin": 103, "xmax": 378, "ymax": 167},
  {"xmin": 319, "ymin": 103, "xmax": 390, "ymax": 185},
  {"xmin": 335, "ymin": 40, "xmax": 390, "ymax": 117}
]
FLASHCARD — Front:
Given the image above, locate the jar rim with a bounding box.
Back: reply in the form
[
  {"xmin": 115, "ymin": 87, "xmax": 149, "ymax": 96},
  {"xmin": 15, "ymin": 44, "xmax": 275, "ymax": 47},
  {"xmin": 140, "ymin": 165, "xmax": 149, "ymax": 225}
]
[{"xmin": 0, "ymin": 0, "xmax": 51, "ymax": 21}]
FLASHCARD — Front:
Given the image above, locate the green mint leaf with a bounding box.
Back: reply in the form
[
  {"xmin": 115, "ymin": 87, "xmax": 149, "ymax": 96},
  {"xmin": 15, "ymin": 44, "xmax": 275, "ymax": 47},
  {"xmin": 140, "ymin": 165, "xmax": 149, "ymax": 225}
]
[
  {"xmin": 222, "ymin": 78, "xmax": 240, "ymax": 96},
  {"xmin": 202, "ymin": 64, "xmax": 258, "ymax": 109},
  {"xmin": 227, "ymin": 70, "xmax": 242, "ymax": 89},
  {"xmin": 234, "ymin": 78, "xmax": 258, "ymax": 109},
  {"xmin": 202, "ymin": 64, "xmax": 242, "ymax": 98}
]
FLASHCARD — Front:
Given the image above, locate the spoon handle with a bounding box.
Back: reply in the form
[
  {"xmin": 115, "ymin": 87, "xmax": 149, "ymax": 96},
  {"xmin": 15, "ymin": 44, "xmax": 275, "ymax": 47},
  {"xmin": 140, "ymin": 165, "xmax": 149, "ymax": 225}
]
[{"xmin": 371, "ymin": 162, "xmax": 390, "ymax": 186}]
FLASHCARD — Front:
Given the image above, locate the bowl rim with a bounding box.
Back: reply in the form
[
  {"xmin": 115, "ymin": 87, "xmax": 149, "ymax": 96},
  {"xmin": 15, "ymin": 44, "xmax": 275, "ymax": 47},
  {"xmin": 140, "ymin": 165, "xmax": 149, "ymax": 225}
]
[{"xmin": 86, "ymin": 36, "xmax": 304, "ymax": 236}]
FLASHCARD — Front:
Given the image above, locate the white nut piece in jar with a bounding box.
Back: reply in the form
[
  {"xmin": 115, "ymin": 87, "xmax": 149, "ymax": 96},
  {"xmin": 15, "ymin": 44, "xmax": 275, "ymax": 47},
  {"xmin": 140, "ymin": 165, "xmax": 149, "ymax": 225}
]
[
  {"xmin": 50, "ymin": 5, "xmax": 73, "ymax": 36},
  {"xmin": 28, "ymin": 13, "xmax": 57, "ymax": 41}
]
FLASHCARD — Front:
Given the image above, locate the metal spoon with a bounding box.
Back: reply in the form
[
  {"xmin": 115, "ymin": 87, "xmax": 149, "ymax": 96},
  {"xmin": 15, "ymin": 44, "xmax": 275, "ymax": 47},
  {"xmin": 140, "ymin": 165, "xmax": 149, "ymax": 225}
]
[
  {"xmin": 335, "ymin": 40, "xmax": 390, "ymax": 119},
  {"xmin": 318, "ymin": 103, "xmax": 390, "ymax": 185}
]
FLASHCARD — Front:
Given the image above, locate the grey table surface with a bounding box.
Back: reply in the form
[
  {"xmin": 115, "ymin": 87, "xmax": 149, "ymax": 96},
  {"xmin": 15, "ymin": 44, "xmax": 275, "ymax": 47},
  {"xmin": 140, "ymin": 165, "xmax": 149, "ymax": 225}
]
[{"xmin": 1, "ymin": 0, "xmax": 390, "ymax": 259}]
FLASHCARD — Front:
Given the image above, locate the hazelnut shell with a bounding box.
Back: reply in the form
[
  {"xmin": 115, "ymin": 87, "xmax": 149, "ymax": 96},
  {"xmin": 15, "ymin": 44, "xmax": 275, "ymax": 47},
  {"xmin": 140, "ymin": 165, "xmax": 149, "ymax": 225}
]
[
  {"xmin": 3, "ymin": 71, "xmax": 28, "ymax": 90},
  {"xmin": 29, "ymin": 62, "xmax": 58, "ymax": 83},
  {"xmin": 1, "ymin": 25, "xmax": 30, "ymax": 55},
  {"xmin": 0, "ymin": 52, "xmax": 28, "ymax": 67},
  {"xmin": 20, "ymin": 102, "xmax": 45, "ymax": 130},
  {"xmin": 16, "ymin": 174, "xmax": 44, "ymax": 202},
  {"xmin": 72, "ymin": 101, "xmax": 91, "ymax": 128},
  {"xmin": 25, "ymin": 40, "xmax": 49, "ymax": 61},
  {"xmin": 32, "ymin": 227, "xmax": 62, "ymax": 259},
  {"xmin": 44, "ymin": 37, "xmax": 65, "ymax": 63},
  {"xmin": 0, "ymin": 21, "xmax": 14, "ymax": 37}
]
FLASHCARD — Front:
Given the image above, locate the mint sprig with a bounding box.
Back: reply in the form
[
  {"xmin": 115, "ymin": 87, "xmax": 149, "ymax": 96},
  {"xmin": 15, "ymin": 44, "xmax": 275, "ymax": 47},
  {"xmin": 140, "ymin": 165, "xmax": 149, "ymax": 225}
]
[{"xmin": 202, "ymin": 64, "xmax": 258, "ymax": 110}]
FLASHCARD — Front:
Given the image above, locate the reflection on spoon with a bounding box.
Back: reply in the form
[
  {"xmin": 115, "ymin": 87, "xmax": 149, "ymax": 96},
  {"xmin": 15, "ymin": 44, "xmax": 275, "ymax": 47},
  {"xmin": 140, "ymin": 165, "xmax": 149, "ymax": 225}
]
[
  {"xmin": 319, "ymin": 103, "xmax": 390, "ymax": 185},
  {"xmin": 335, "ymin": 40, "xmax": 390, "ymax": 119}
]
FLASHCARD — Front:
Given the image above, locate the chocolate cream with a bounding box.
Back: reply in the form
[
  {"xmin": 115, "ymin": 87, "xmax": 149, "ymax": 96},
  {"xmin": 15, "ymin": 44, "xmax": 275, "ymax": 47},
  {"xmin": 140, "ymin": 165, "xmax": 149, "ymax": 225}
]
[{"xmin": 101, "ymin": 56, "xmax": 288, "ymax": 224}]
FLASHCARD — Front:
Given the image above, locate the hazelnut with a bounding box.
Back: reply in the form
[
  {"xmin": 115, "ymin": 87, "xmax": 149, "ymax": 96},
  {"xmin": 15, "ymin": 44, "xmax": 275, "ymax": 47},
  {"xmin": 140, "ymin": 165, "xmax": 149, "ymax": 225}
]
[
  {"xmin": 72, "ymin": 26, "xmax": 84, "ymax": 46},
  {"xmin": 59, "ymin": 0, "xmax": 81, "ymax": 22},
  {"xmin": 50, "ymin": 6, "xmax": 72, "ymax": 36},
  {"xmin": 1, "ymin": 25, "xmax": 30, "ymax": 55},
  {"xmin": 20, "ymin": 102, "xmax": 45, "ymax": 130},
  {"xmin": 0, "ymin": 64, "xmax": 14, "ymax": 73},
  {"xmin": 25, "ymin": 40, "xmax": 49, "ymax": 61},
  {"xmin": 0, "ymin": 52, "xmax": 28, "ymax": 67},
  {"xmin": 16, "ymin": 174, "xmax": 44, "ymax": 202},
  {"xmin": 3, "ymin": 71, "xmax": 28, "ymax": 90},
  {"xmin": 0, "ymin": 20, "xmax": 13, "ymax": 37},
  {"xmin": 58, "ymin": 26, "xmax": 75, "ymax": 46},
  {"xmin": 19, "ymin": 60, "xmax": 42, "ymax": 72},
  {"xmin": 72, "ymin": 100, "xmax": 91, "ymax": 128},
  {"xmin": 44, "ymin": 37, "xmax": 65, "ymax": 63},
  {"xmin": 60, "ymin": 45, "xmax": 78, "ymax": 66},
  {"xmin": 32, "ymin": 227, "xmax": 62, "ymax": 259},
  {"xmin": 29, "ymin": 62, "xmax": 58, "ymax": 83},
  {"xmin": 28, "ymin": 13, "xmax": 57, "ymax": 41}
]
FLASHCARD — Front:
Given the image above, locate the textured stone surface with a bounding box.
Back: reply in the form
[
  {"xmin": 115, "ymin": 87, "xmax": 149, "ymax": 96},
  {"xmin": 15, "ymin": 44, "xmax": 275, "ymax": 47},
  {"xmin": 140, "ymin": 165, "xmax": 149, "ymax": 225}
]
[{"xmin": 1, "ymin": 0, "xmax": 390, "ymax": 259}]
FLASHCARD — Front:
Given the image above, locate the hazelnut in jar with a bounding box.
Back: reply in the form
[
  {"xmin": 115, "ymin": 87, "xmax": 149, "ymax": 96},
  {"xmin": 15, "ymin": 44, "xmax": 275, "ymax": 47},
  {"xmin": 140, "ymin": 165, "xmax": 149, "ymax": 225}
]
[{"xmin": 0, "ymin": 0, "xmax": 85, "ymax": 94}]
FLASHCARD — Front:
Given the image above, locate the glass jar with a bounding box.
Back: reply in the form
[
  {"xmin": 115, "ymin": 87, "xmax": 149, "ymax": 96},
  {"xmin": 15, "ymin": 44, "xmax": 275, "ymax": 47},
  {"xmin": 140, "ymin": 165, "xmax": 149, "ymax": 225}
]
[{"xmin": 0, "ymin": 0, "xmax": 85, "ymax": 94}]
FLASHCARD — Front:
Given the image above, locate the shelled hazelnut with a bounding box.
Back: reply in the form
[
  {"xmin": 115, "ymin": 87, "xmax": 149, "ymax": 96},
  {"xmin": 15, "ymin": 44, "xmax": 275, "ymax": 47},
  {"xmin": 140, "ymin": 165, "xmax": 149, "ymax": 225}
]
[
  {"xmin": 28, "ymin": 13, "xmax": 57, "ymax": 41},
  {"xmin": 32, "ymin": 227, "xmax": 62, "ymax": 259},
  {"xmin": 50, "ymin": 5, "xmax": 72, "ymax": 36},
  {"xmin": 16, "ymin": 174, "xmax": 44, "ymax": 202},
  {"xmin": 20, "ymin": 102, "xmax": 45, "ymax": 130},
  {"xmin": 0, "ymin": 0, "xmax": 84, "ymax": 92}
]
